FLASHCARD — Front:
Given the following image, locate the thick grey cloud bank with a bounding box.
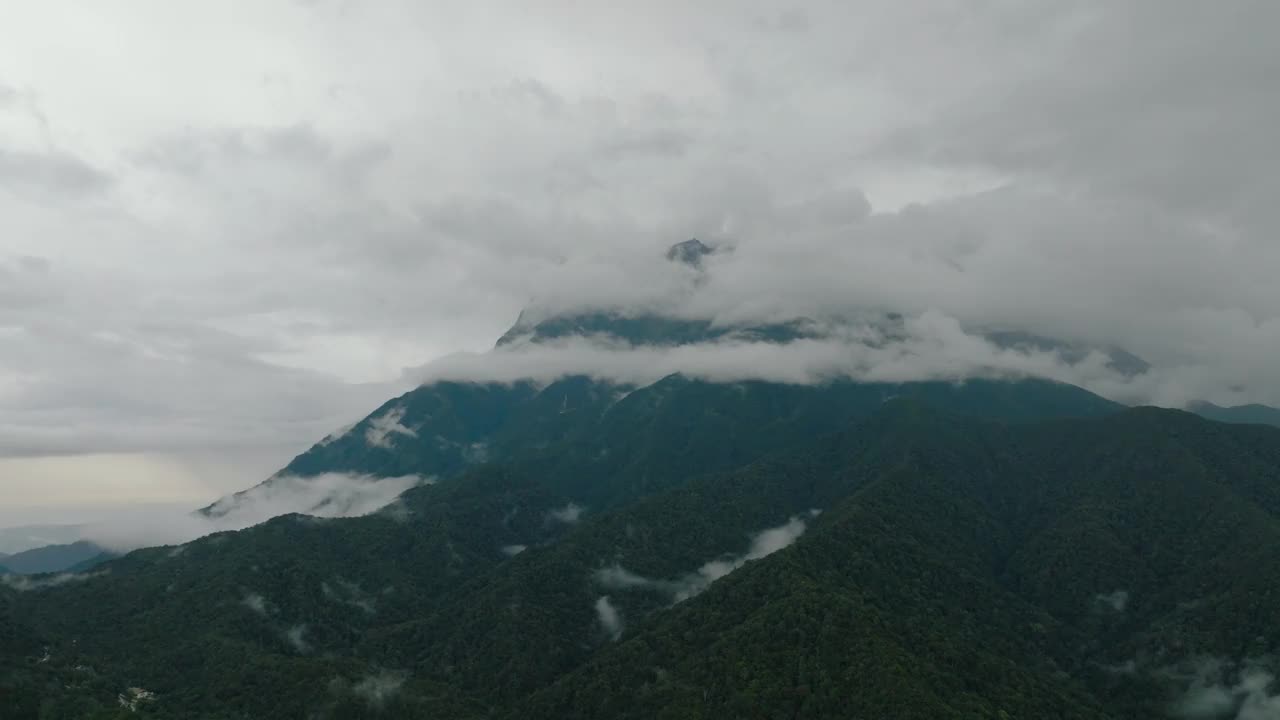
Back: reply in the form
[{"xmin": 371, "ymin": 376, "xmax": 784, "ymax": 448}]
[
  {"xmin": 1, "ymin": 1, "xmax": 1278, "ymax": 510},
  {"xmin": 415, "ymin": 310, "xmax": 1202, "ymax": 407}
]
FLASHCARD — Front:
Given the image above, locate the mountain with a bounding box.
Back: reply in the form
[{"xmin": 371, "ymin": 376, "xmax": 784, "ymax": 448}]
[
  {"xmin": 215, "ymin": 373, "xmax": 1118, "ymax": 518},
  {"xmin": 0, "ymin": 372, "xmax": 1119, "ymax": 718},
  {"xmin": 664, "ymin": 237, "xmax": 717, "ymax": 267},
  {"xmin": 512, "ymin": 405, "xmax": 1280, "ymax": 719},
  {"xmin": 0, "ymin": 524, "xmax": 85, "ymax": 556},
  {"xmin": 6, "ymin": 243, "xmax": 1280, "ymax": 718},
  {"xmin": 494, "ymin": 308, "xmax": 821, "ymax": 348},
  {"xmin": 8, "ymin": 395, "xmax": 1280, "ymax": 718},
  {"xmin": 0, "ymin": 541, "xmax": 109, "ymax": 576},
  {"xmin": 1190, "ymin": 401, "xmax": 1280, "ymax": 429}
]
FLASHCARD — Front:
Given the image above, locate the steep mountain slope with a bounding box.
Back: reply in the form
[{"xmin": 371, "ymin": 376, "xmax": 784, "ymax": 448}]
[
  {"xmin": 5, "ymin": 232, "xmax": 1277, "ymax": 719},
  {"xmin": 0, "ymin": 377, "xmax": 1116, "ymax": 719},
  {"xmin": 212, "ymin": 365, "xmax": 1118, "ymax": 518},
  {"xmin": 205, "ymin": 234, "xmax": 1153, "ymax": 523},
  {"xmin": 510, "ymin": 407, "xmax": 1280, "ymax": 719}
]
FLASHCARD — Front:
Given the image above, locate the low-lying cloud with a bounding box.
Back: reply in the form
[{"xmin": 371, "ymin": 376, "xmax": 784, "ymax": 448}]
[
  {"xmin": 284, "ymin": 624, "xmax": 310, "ymax": 654},
  {"xmin": 364, "ymin": 407, "xmax": 417, "ymax": 449},
  {"xmin": 595, "ymin": 595, "xmax": 624, "ymax": 641},
  {"xmin": 1095, "ymin": 589, "xmax": 1130, "ymax": 613},
  {"xmin": 352, "ymin": 670, "xmax": 407, "ymax": 709},
  {"xmin": 547, "ymin": 503, "xmax": 585, "ymax": 525},
  {"xmin": 322, "ymin": 578, "xmax": 376, "ymax": 615},
  {"xmin": 410, "ymin": 310, "xmax": 1216, "ymax": 408},
  {"xmin": 1, "ymin": 569, "xmax": 108, "ymax": 592},
  {"xmin": 1171, "ymin": 658, "xmax": 1280, "ymax": 720},
  {"xmin": 596, "ymin": 513, "xmax": 815, "ymax": 603},
  {"xmin": 242, "ymin": 592, "xmax": 269, "ymax": 616},
  {"xmin": 79, "ymin": 472, "xmax": 424, "ymax": 553}
]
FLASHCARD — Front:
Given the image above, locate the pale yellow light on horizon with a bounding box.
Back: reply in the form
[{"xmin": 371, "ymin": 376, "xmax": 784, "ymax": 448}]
[{"xmin": 0, "ymin": 448, "xmax": 293, "ymax": 526}]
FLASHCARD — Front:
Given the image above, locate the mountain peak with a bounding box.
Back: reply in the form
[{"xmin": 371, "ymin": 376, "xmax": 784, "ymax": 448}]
[{"xmin": 665, "ymin": 238, "xmax": 715, "ymax": 268}]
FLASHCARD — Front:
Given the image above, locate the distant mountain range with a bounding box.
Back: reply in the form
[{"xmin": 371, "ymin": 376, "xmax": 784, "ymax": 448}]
[
  {"xmin": 0, "ymin": 524, "xmax": 86, "ymax": 557},
  {"xmin": 1190, "ymin": 400, "xmax": 1280, "ymax": 428},
  {"xmin": 0, "ymin": 541, "xmax": 111, "ymax": 576},
  {"xmin": 3, "ymin": 241, "xmax": 1280, "ymax": 719}
]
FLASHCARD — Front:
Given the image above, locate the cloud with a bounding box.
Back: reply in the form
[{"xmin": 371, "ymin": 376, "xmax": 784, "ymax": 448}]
[
  {"xmin": 595, "ymin": 564, "xmax": 657, "ymax": 591},
  {"xmin": 81, "ymin": 472, "xmax": 423, "ymax": 553},
  {"xmin": 596, "ymin": 513, "xmax": 814, "ymax": 602},
  {"xmin": 547, "ymin": 503, "xmax": 585, "ymax": 525},
  {"xmin": 206, "ymin": 472, "xmax": 423, "ymax": 520},
  {"xmin": 1095, "ymin": 590, "xmax": 1130, "ymax": 613},
  {"xmin": 364, "ymin": 406, "xmax": 417, "ymax": 449},
  {"xmin": 1, "ymin": 569, "xmax": 108, "ymax": 592},
  {"xmin": 284, "ymin": 624, "xmax": 310, "ymax": 654},
  {"xmin": 242, "ymin": 592, "xmax": 269, "ymax": 615},
  {"xmin": 321, "ymin": 578, "xmax": 376, "ymax": 615},
  {"xmin": 595, "ymin": 596, "xmax": 623, "ymax": 641},
  {"xmin": 352, "ymin": 670, "xmax": 407, "ymax": 709},
  {"xmin": 501, "ymin": 544, "xmax": 527, "ymax": 557},
  {"xmin": 1171, "ymin": 659, "xmax": 1280, "ymax": 720},
  {"xmin": 410, "ymin": 311, "xmax": 1200, "ymax": 407},
  {"xmin": 317, "ymin": 423, "xmax": 356, "ymax": 447},
  {"xmin": 0, "ymin": 148, "xmax": 111, "ymax": 196},
  {"xmin": 2, "ymin": 2, "xmax": 1279, "ymax": 515}
]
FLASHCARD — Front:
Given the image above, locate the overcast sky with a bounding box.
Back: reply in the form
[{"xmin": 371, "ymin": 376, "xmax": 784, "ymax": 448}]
[{"xmin": 2, "ymin": 0, "xmax": 1277, "ymax": 521}]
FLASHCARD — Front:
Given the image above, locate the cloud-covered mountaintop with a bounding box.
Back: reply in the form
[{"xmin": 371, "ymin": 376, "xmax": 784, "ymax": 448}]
[{"xmin": 2, "ymin": 1, "xmax": 1277, "ymax": 513}]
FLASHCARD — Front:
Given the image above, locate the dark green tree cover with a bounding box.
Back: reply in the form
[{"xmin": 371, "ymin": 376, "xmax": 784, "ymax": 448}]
[
  {"xmin": 222, "ymin": 371, "xmax": 1117, "ymax": 514},
  {"xmin": 6, "ymin": 382, "xmax": 1279, "ymax": 718}
]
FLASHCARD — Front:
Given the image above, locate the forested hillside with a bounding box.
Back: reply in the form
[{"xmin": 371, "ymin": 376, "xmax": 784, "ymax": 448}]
[{"xmin": 5, "ymin": 391, "xmax": 1280, "ymax": 718}]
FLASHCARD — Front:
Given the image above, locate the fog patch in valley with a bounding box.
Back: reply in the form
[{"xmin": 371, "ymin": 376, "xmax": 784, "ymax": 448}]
[
  {"xmin": 1, "ymin": 569, "xmax": 108, "ymax": 592},
  {"xmin": 1095, "ymin": 590, "xmax": 1130, "ymax": 613},
  {"xmin": 595, "ymin": 596, "xmax": 624, "ymax": 641},
  {"xmin": 363, "ymin": 406, "xmax": 417, "ymax": 449},
  {"xmin": 352, "ymin": 670, "xmax": 407, "ymax": 709},
  {"xmin": 547, "ymin": 503, "xmax": 585, "ymax": 525},
  {"xmin": 79, "ymin": 472, "xmax": 425, "ymax": 554},
  {"xmin": 596, "ymin": 513, "xmax": 815, "ymax": 603},
  {"xmin": 321, "ymin": 578, "xmax": 376, "ymax": 615},
  {"xmin": 1168, "ymin": 658, "xmax": 1280, "ymax": 720},
  {"xmin": 241, "ymin": 592, "xmax": 269, "ymax": 616},
  {"xmin": 284, "ymin": 624, "xmax": 310, "ymax": 654}
]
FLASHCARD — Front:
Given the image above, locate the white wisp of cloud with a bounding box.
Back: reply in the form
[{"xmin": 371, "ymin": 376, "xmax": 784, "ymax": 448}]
[
  {"xmin": 80, "ymin": 473, "xmax": 425, "ymax": 553},
  {"xmin": 596, "ymin": 513, "xmax": 816, "ymax": 603}
]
